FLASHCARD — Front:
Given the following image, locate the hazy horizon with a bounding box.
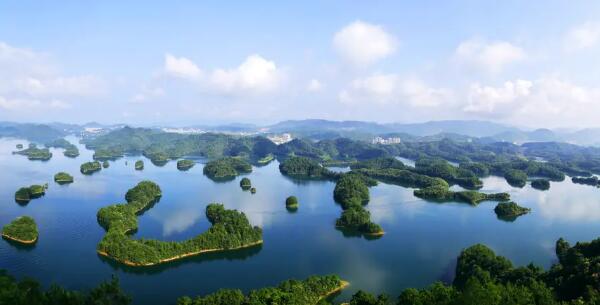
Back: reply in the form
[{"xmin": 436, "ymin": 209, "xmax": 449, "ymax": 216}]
[{"xmin": 1, "ymin": 1, "xmax": 600, "ymax": 128}]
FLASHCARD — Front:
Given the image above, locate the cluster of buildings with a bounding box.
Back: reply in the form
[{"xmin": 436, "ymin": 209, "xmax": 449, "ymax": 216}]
[
  {"xmin": 372, "ymin": 136, "xmax": 401, "ymax": 145},
  {"xmin": 267, "ymin": 133, "xmax": 293, "ymax": 145}
]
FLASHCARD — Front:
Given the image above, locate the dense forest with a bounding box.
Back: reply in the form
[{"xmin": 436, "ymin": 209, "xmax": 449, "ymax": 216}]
[
  {"xmin": 54, "ymin": 172, "xmax": 74, "ymax": 184},
  {"xmin": 203, "ymin": 157, "xmax": 252, "ymax": 179},
  {"xmin": 80, "ymin": 161, "xmax": 102, "ymax": 175},
  {"xmin": 14, "ymin": 184, "xmax": 47, "ymax": 204},
  {"xmin": 1, "ymin": 216, "xmax": 38, "ymax": 244},
  {"xmin": 96, "ymin": 181, "xmax": 263, "ymax": 266},
  {"xmin": 13, "ymin": 144, "xmax": 52, "ymax": 161}
]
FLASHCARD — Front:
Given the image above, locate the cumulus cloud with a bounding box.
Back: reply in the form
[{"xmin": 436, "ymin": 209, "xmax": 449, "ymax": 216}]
[
  {"xmin": 339, "ymin": 74, "xmax": 451, "ymax": 107},
  {"xmin": 463, "ymin": 77, "xmax": 600, "ymax": 127},
  {"xmin": 164, "ymin": 54, "xmax": 202, "ymax": 80},
  {"xmin": 164, "ymin": 54, "xmax": 282, "ymax": 95},
  {"xmin": 306, "ymin": 79, "xmax": 323, "ymax": 92},
  {"xmin": 564, "ymin": 22, "xmax": 600, "ymax": 52},
  {"xmin": 333, "ymin": 21, "xmax": 397, "ymax": 66},
  {"xmin": 0, "ymin": 41, "xmax": 105, "ymax": 112},
  {"xmin": 454, "ymin": 38, "xmax": 525, "ymax": 74}
]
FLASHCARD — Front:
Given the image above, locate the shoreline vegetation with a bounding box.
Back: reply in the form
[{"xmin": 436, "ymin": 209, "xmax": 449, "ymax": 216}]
[
  {"xmin": 45, "ymin": 138, "xmax": 80, "ymax": 158},
  {"xmin": 177, "ymin": 275, "xmax": 348, "ymax": 305},
  {"xmin": 81, "ymin": 161, "xmax": 102, "ymax": 175},
  {"xmin": 54, "ymin": 172, "xmax": 74, "ymax": 184},
  {"xmin": 96, "ymin": 181, "xmax": 263, "ymax": 266},
  {"xmin": 494, "ymin": 201, "xmax": 531, "ymax": 221},
  {"xmin": 1, "ymin": 216, "xmax": 38, "ymax": 244}
]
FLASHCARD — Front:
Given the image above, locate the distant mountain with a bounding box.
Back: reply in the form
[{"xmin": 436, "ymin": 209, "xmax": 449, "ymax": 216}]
[{"xmin": 0, "ymin": 122, "xmax": 65, "ymax": 142}]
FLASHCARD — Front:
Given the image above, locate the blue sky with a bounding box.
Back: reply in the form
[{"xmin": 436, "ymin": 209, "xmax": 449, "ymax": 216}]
[{"xmin": 1, "ymin": 1, "xmax": 600, "ymax": 127}]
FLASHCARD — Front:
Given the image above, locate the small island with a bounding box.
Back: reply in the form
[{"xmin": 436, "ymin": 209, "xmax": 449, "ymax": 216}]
[
  {"xmin": 494, "ymin": 201, "xmax": 531, "ymax": 221},
  {"xmin": 96, "ymin": 181, "xmax": 263, "ymax": 266},
  {"xmin": 250, "ymin": 187, "xmax": 257, "ymax": 194},
  {"xmin": 135, "ymin": 160, "xmax": 144, "ymax": 170},
  {"xmin": 102, "ymin": 160, "xmax": 110, "ymax": 168},
  {"xmin": 81, "ymin": 161, "xmax": 102, "ymax": 175},
  {"xmin": 177, "ymin": 159, "xmax": 195, "ymax": 171},
  {"xmin": 531, "ymin": 179, "xmax": 550, "ymax": 190},
  {"xmin": 285, "ymin": 196, "xmax": 299, "ymax": 211},
  {"xmin": 572, "ymin": 176, "xmax": 600, "ymax": 187},
  {"xmin": 334, "ymin": 174, "xmax": 384, "ymax": 237},
  {"xmin": 45, "ymin": 138, "xmax": 79, "ymax": 158},
  {"xmin": 15, "ymin": 184, "xmax": 47, "ymax": 204},
  {"xmin": 240, "ymin": 177, "xmax": 251, "ymax": 190},
  {"xmin": 2, "ymin": 216, "xmax": 38, "ymax": 244},
  {"xmin": 504, "ymin": 169, "xmax": 528, "ymax": 188},
  {"xmin": 54, "ymin": 172, "xmax": 74, "ymax": 184},
  {"xmin": 203, "ymin": 157, "xmax": 252, "ymax": 180},
  {"xmin": 16, "ymin": 143, "xmax": 23, "ymax": 149},
  {"xmin": 13, "ymin": 144, "xmax": 52, "ymax": 161}
]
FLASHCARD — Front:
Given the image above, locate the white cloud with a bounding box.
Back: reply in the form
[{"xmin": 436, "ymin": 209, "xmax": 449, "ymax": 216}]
[
  {"xmin": 0, "ymin": 41, "xmax": 105, "ymax": 112},
  {"xmin": 463, "ymin": 77, "xmax": 600, "ymax": 127},
  {"xmin": 164, "ymin": 54, "xmax": 282, "ymax": 95},
  {"xmin": 164, "ymin": 53, "xmax": 202, "ymax": 80},
  {"xmin": 339, "ymin": 74, "xmax": 450, "ymax": 107},
  {"xmin": 306, "ymin": 79, "xmax": 323, "ymax": 92},
  {"xmin": 333, "ymin": 21, "xmax": 397, "ymax": 66},
  {"xmin": 564, "ymin": 22, "xmax": 600, "ymax": 52},
  {"xmin": 455, "ymin": 39, "xmax": 525, "ymax": 74},
  {"xmin": 131, "ymin": 87, "xmax": 165, "ymax": 103}
]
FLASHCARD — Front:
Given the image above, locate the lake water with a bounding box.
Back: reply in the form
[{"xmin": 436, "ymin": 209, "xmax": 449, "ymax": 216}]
[{"xmin": 2, "ymin": 137, "xmax": 600, "ymax": 304}]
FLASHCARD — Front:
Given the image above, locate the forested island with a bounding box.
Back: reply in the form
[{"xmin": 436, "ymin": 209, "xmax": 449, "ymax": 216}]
[
  {"xmin": 134, "ymin": 160, "xmax": 144, "ymax": 170},
  {"xmin": 572, "ymin": 176, "xmax": 600, "ymax": 187},
  {"xmin": 102, "ymin": 160, "xmax": 110, "ymax": 168},
  {"xmin": 54, "ymin": 172, "xmax": 74, "ymax": 184},
  {"xmin": 285, "ymin": 196, "xmax": 298, "ymax": 210},
  {"xmin": 177, "ymin": 159, "xmax": 195, "ymax": 170},
  {"xmin": 96, "ymin": 181, "xmax": 263, "ymax": 266},
  {"xmin": 80, "ymin": 161, "xmax": 102, "ymax": 175},
  {"xmin": 14, "ymin": 184, "xmax": 47, "ymax": 204},
  {"xmin": 203, "ymin": 157, "xmax": 252, "ymax": 180},
  {"xmin": 1, "ymin": 216, "xmax": 38, "ymax": 244},
  {"xmin": 531, "ymin": 178, "xmax": 551, "ymax": 190},
  {"xmin": 45, "ymin": 138, "xmax": 79, "ymax": 157},
  {"xmin": 177, "ymin": 275, "xmax": 347, "ymax": 305},
  {"xmin": 240, "ymin": 177, "xmax": 251, "ymax": 190},
  {"xmin": 13, "ymin": 144, "xmax": 52, "ymax": 161},
  {"xmin": 494, "ymin": 201, "xmax": 531, "ymax": 221}
]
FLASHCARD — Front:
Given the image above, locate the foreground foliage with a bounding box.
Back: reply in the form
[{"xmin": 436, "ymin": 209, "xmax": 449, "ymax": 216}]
[
  {"xmin": 2, "ymin": 216, "xmax": 38, "ymax": 243},
  {"xmin": 177, "ymin": 275, "xmax": 346, "ymax": 305},
  {"xmin": 96, "ymin": 181, "xmax": 263, "ymax": 266},
  {"xmin": 0, "ymin": 269, "xmax": 131, "ymax": 305}
]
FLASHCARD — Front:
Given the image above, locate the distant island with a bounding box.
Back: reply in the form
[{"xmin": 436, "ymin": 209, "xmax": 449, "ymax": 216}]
[
  {"xmin": 572, "ymin": 176, "xmax": 600, "ymax": 187},
  {"xmin": 96, "ymin": 181, "xmax": 263, "ymax": 266},
  {"xmin": 45, "ymin": 138, "xmax": 79, "ymax": 158},
  {"xmin": 285, "ymin": 196, "xmax": 299, "ymax": 210},
  {"xmin": 239, "ymin": 177, "xmax": 251, "ymax": 190},
  {"xmin": 81, "ymin": 161, "xmax": 102, "ymax": 175},
  {"xmin": 54, "ymin": 172, "xmax": 74, "ymax": 184},
  {"xmin": 102, "ymin": 160, "xmax": 109, "ymax": 168},
  {"xmin": 176, "ymin": 159, "xmax": 195, "ymax": 171},
  {"xmin": 15, "ymin": 184, "xmax": 47, "ymax": 204},
  {"xmin": 494, "ymin": 201, "xmax": 531, "ymax": 221},
  {"xmin": 203, "ymin": 157, "xmax": 252, "ymax": 180},
  {"xmin": 135, "ymin": 160, "xmax": 144, "ymax": 170},
  {"xmin": 2, "ymin": 216, "xmax": 38, "ymax": 244},
  {"xmin": 531, "ymin": 179, "xmax": 550, "ymax": 190},
  {"xmin": 13, "ymin": 144, "xmax": 52, "ymax": 161}
]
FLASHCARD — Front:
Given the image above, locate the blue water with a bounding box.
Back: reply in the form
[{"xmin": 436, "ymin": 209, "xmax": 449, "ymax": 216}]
[{"xmin": 1, "ymin": 137, "xmax": 600, "ymax": 304}]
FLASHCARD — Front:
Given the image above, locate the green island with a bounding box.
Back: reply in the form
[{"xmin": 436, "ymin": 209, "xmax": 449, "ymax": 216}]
[
  {"xmin": 572, "ymin": 176, "xmax": 600, "ymax": 187},
  {"xmin": 239, "ymin": 177, "xmax": 251, "ymax": 190},
  {"xmin": 134, "ymin": 160, "xmax": 144, "ymax": 170},
  {"xmin": 203, "ymin": 157, "xmax": 252, "ymax": 180},
  {"xmin": 96, "ymin": 181, "xmax": 263, "ymax": 266},
  {"xmin": 334, "ymin": 173, "xmax": 383, "ymax": 236},
  {"xmin": 45, "ymin": 138, "xmax": 80, "ymax": 158},
  {"xmin": 177, "ymin": 159, "xmax": 195, "ymax": 170},
  {"xmin": 13, "ymin": 143, "xmax": 52, "ymax": 161},
  {"xmin": 279, "ymin": 156, "xmax": 337, "ymax": 179},
  {"xmin": 531, "ymin": 178, "xmax": 551, "ymax": 190},
  {"xmin": 14, "ymin": 184, "xmax": 47, "ymax": 204},
  {"xmin": 16, "ymin": 143, "xmax": 23, "ymax": 149},
  {"xmin": 102, "ymin": 160, "xmax": 110, "ymax": 168},
  {"xmin": 250, "ymin": 187, "xmax": 256, "ymax": 194},
  {"xmin": 285, "ymin": 196, "xmax": 299, "ymax": 210},
  {"xmin": 93, "ymin": 147, "xmax": 124, "ymax": 160},
  {"xmin": 1, "ymin": 216, "xmax": 38, "ymax": 244},
  {"xmin": 54, "ymin": 172, "xmax": 74, "ymax": 184},
  {"xmin": 80, "ymin": 161, "xmax": 102, "ymax": 175},
  {"xmin": 494, "ymin": 201, "xmax": 531, "ymax": 221},
  {"xmin": 504, "ymin": 169, "xmax": 528, "ymax": 188},
  {"xmin": 145, "ymin": 151, "xmax": 169, "ymax": 166},
  {"xmin": 177, "ymin": 275, "xmax": 348, "ymax": 305}
]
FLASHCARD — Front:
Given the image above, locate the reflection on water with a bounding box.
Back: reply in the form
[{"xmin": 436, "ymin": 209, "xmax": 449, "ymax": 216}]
[{"xmin": 2, "ymin": 137, "xmax": 600, "ymax": 304}]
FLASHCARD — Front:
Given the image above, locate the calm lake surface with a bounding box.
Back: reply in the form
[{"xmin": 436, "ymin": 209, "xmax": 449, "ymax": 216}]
[{"xmin": 2, "ymin": 137, "xmax": 600, "ymax": 304}]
